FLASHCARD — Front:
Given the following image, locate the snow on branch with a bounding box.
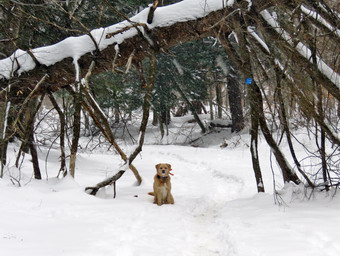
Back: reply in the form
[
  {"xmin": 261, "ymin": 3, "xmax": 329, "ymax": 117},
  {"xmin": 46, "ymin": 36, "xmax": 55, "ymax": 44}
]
[
  {"xmin": 247, "ymin": 26, "xmax": 270, "ymax": 53},
  {"xmin": 0, "ymin": 0, "xmax": 235, "ymax": 81},
  {"xmin": 300, "ymin": 5, "xmax": 340, "ymax": 38},
  {"xmin": 260, "ymin": 10, "xmax": 340, "ymax": 89}
]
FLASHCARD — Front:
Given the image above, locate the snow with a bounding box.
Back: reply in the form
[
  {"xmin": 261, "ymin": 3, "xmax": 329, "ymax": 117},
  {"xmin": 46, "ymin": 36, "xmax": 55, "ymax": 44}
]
[
  {"xmin": 1, "ymin": 115, "xmax": 340, "ymax": 256},
  {"xmin": 74, "ymin": 59, "xmax": 80, "ymax": 82},
  {"xmin": 173, "ymin": 59, "xmax": 184, "ymax": 75},
  {"xmin": 247, "ymin": 26, "xmax": 270, "ymax": 53}
]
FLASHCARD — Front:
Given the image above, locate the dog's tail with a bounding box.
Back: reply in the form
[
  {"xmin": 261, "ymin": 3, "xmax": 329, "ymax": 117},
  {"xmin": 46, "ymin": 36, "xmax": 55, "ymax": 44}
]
[{"xmin": 147, "ymin": 192, "xmax": 154, "ymax": 196}]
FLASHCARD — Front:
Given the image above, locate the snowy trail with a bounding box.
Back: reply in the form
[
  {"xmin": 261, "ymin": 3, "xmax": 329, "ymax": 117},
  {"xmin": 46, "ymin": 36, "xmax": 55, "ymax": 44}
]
[
  {"xmin": 0, "ymin": 145, "xmax": 245, "ymax": 256},
  {"xmin": 1, "ymin": 144, "xmax": 340, "ymax": 256},
  {"xmin": 118, "ymin": 145, "xmax": 244, "ymax": 256},
  {"xmin": 153, "ymin": 148, "xmax": 242, "ymax": 255}
]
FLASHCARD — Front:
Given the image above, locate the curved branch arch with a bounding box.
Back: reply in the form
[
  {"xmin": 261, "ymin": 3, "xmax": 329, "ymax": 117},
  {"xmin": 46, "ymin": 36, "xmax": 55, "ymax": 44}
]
[{"xmin": 0, "ymin": 0, "xmax": 283, "ymax": 91}]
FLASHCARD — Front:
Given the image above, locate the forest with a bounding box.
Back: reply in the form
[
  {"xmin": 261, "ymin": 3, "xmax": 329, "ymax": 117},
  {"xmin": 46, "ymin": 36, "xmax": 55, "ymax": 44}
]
[{"xmin": 0, "ymin": 0, "xmax": 339, "ymax": 255}]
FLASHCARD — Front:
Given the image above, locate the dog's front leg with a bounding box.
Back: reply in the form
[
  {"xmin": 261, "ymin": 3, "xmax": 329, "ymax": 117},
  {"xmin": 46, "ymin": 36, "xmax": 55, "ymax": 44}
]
[
  {"xmin": 155, "ymin": 193, "xmax": 162, "ymax": 206},
  {"xmin": 166, "ymin": 192, "xmax": 174, "ymax": 204}
]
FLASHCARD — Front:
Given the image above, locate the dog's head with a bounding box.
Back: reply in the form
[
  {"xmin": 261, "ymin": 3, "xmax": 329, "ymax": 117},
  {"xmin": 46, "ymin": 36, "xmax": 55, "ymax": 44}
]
[{"xmin": 155, "ymin": 163, "xmax": 172, "ymax": 178}]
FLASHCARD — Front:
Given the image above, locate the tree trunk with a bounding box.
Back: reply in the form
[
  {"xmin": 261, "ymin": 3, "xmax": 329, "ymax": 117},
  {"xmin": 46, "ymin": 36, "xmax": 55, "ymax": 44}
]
[
  {"xmin": 276, "ymin": 74, "xmax": 314, "ymax": 188},
  {"xmin": 0, "ymin": 102, "xmax": 6, "ymax": 153},
  {"xmin": 248, "ymin": 80, "xmax": 265, "ymax": 192},
  {"xmin": 252, "ymin": 81, "xmax": 301, "ymax": 185},
  {"xmin": 29, "ymin": 132, "xmax": 42, "ymax": 180},
  {"xmin": 152, "ymin": 109, "xmax": 159, "ymax": 126},
  {"xmin": 217, "ymin": 30, "xmax": 267, "ymax": 192},
  {"xmin": 227, "ymin": 69, "xmax": 245, "ymax": 132},
  {"xmin": 159, "ymin": 102, "xmax": 170, "ymax": 139},
  {"xmin": 216, "ymin": 83, "xmax": 223, "ymax": 119},
  {"xmin": 75, "ymin": 85, "xmax": 142, "ymax": 184},
  {"xmin": 69, "ymin": 83, "xmax": 82, "ymax": 178},
  {"xmin": 0, "ymin": 100, "xmax": 10, "ymax": 176},
  {"xmin": 316, "ymin": 71, "xmax": 329, "ymax": 191},
  {"xmin": 250, "ymin": 111, "xmax": 265, "ymax": 192},
  {"xmin": 15, "ymin": 96, "xmax": 44, "ymax": 179},
  {"xmin": 48, "ymin": 91, "xmax": 67, "ymax": 177},
  {"xmin": 114, "ymin": 108, "xmax": 120, "ymax": 124},
  {"xmin": 209, "ymin": 84, "xmax": 214, "ymax": 120}
]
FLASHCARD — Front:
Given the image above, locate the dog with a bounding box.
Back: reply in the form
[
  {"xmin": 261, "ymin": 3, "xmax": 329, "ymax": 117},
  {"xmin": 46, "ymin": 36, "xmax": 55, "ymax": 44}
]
[{"xmin": 148, "ymin": 163, "xmax": 174, "ymax": 206}]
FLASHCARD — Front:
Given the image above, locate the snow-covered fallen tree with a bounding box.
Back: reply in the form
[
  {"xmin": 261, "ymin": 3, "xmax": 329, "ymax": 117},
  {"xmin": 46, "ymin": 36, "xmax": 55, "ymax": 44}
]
[{"xmin": 0, "ymin": 0, "xmax": 339, "ymax": 98}]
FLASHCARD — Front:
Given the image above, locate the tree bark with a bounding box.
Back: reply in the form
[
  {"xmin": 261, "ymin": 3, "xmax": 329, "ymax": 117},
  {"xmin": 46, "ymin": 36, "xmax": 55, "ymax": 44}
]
[
  {"xmin": 29, "ymin": 132, "xmax": 42, "ymax": 180},
  {"xmin": 69, "ymin": 83, "xmax": 82, "ymax": 178},
  {"xmin": 0, "ymin": 99, "xmax": 10, "ymax": 177},
  {"xmin": 216, "ymin": 83, "xmax": 223, "ymax": 119},
  {"xmin": 48, "ymin": 91, "xmax": 67, "ymax": 177},
  {"xmin": 227, "ymin": 69, "xmax": 244, "ymax": 132},
  {"xmin": 152, "ymin": 109, "xmax": 159, "ymax": 126},
  {"xmin": 15, "ymin": 95, "xmax": 44, "ymax": 179},
  {"xmin": 276, "ymin": 72, "xmax": 315, "ymax": 187},
  {"xmin": 209, "ymin": 84, "xmax": 214, "ymax": 121},
  {"xmin": 249, "ymin": 92, "xmax": 265, "ymax": 193}
]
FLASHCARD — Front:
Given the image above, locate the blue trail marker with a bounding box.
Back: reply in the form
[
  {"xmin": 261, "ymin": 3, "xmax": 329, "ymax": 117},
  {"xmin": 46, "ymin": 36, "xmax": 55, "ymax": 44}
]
[{"xmin": 245, "ymin": 78, "xmax": 253, "ymax": 85}]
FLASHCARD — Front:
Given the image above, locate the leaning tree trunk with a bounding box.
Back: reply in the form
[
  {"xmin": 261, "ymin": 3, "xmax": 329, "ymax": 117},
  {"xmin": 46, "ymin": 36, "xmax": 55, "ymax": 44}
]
[
  {"xmin": 275, "ymin": 70, "xmax": 315, "ymax": 188},
  {"xmin": 254, "ymin": 81, "xmax": 301, "ymax": 185},
  {"xmin": 314, "ymin": 47, "xmax": 330, "ymax": 191},
  {"xmin": 14, "ymin": 95, "xmax": 44, "ymax": 179},
  {"xmin": 85, "ymin": 55, "xmax": 157, "ymax": 196}
]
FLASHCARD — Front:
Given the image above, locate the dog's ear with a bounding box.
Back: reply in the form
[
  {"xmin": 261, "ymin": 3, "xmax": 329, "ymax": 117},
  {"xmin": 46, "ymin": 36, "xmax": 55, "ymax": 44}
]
[
  {"xmin": 155, "ymin": 164, "xmax": 160, "ymax": 169},
  {"xmin": 166, "ymin": 163, "xmax": 172, "ymax": 169}
]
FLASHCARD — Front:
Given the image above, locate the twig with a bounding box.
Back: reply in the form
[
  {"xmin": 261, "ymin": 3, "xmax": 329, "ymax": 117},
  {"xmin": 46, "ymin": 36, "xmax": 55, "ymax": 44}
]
[
  {"xmin": 105, "ymin": 23, "xmax": 148, "ymax": 39},
  {"xmin": 147, "ymin": 0, "xmax": 159, "ymax": 24}
]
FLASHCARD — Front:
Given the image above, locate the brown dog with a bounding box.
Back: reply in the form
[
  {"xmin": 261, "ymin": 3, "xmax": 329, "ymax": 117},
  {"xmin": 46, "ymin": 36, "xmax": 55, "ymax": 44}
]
[{"xmin": 148, "ymin": 163, "xmax": 174, "ymax": 206}]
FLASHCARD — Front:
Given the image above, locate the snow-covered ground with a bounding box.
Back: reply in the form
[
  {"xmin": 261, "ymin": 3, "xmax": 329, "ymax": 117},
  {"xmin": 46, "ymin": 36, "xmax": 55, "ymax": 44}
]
[{"xmin": 1, "ymin": 115, "xmax": 340, "ymax": 256}]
